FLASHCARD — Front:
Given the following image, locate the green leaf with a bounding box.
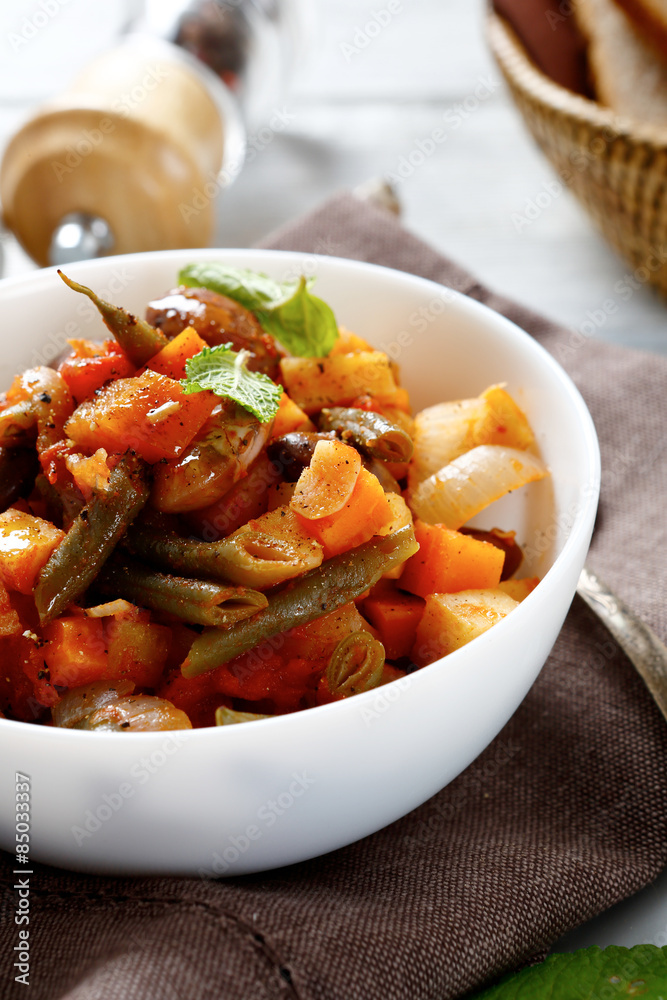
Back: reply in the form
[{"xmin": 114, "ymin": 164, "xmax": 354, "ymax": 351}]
[
  {"xmin": 182, "ymin": 345, "xmax": 282, "ymax": 423},
  {"xmin": 472, "ymin": 945, "xmax": 667, "ymax": 999},
  {"xmin": 178, "ymin": 263, "xmax": 339, "ymax": 358}
]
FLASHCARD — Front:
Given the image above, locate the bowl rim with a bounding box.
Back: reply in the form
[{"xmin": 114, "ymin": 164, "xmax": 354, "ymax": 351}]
[
  {"xmin": 487, "ymin": 8, "xmax": 667, "ymax": 147},
  {"xmin": 0, "ymin": 247, "xmax": 601, "ymax": 742}
]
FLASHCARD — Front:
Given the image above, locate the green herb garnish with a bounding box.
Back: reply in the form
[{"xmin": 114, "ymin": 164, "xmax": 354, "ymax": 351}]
[
  {"xmin": 178, "ymin": 263, "xmax": 339, "ymax": 358},
  {"xmin": 472, "ymin": 945, "xmax": 667, "ymax": 998},
  {"xmin": 182, "ymin": 345, "xmax": 282, "ymax": 423}
]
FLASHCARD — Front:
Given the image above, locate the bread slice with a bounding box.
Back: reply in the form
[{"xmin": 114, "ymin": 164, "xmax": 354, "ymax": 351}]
[
  {"xmin": 576, "ymin": 0, "xmax": 667, "ymax": 127},
  {"xmin": 613, "ymin": 0, "xmax": 667, "ymax": 60}
]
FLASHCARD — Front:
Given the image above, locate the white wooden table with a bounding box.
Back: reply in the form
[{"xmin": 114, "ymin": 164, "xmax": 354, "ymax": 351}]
[{"xmin": 1, "ymin": 0, "xmax": 666, "ymax": 965}]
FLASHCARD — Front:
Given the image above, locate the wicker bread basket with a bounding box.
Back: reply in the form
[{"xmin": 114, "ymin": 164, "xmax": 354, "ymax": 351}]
[{"xmin": 487, "ymin": 11, "xmax": 667, "ymax": 295}]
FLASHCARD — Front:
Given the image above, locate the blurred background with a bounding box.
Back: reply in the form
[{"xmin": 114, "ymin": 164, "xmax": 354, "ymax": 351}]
[{"xmin": 1, "ymin": 0, "xmax": 666, "ymax": 355}]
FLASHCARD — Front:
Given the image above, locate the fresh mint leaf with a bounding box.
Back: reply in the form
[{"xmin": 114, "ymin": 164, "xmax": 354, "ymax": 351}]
[
  {"xmin": 182, "ymin": 345, "xmax": 282, "ymax": 423},
  {"xmin": 472, "ymin": 945, "xmax": 667, "ymax": 999},
  {"xmin": 178, "ymin": 263, "xmax": 339, "ymax": 358},
  {"xmin": 179, "ymin": 263, "xmax": 298, "ymax": 311}
]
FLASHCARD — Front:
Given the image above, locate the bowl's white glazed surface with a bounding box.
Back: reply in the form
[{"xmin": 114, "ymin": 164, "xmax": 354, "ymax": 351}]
[{"xmin": 0, "ymin": 250, "xmax": 599, "ymax": 875}]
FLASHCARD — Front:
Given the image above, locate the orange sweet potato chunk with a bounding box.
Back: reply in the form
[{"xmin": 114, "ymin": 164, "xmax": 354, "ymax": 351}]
[
  {"xmin": 400, "ymin": 521, "xmax": 504, "ymax": 599},
  {"xmin": 361, "ymin": 582, "xmax": 425, "ymax": 660},
  {"xmin": 65, "ymin": 369, "xmax": 217, "ymax": 464},
  {"xmin": 42, "ymin": 615, "xmax": 170, "ymax": 689},
  {"xmin": 295, "ymin": 466, "xmax": 395, "ymax": 558},
  {"xmin": 145, "ymin": 326, "xmax": 208, "ymax": 380}
]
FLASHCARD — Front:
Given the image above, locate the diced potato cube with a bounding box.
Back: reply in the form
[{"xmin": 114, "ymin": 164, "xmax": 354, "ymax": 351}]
[
  {"xmin": 412, "ymin": 589, "xmax": 519, "ymax": 665},
  {"xmin": 280, "ymin": 351, "xmax": 398, "ymax": 414},
  {"xmin": 0, "ymin": 509, "xmax": 64, "ymax": 595},
  {"xmin": 476, "ymin": 385, "xmax": 535, "ymax": 450},
  {"xmin": 400, "ymin": 522, "xmax": 504, "ymax": 597}
]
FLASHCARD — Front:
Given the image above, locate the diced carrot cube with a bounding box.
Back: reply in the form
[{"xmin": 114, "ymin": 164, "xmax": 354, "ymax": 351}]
[
  {"xmin": 361, "ymin": 582, "xmax": 425, "ymax": 659},
  {"xmin": 42, "ymin": 615, "xmax": 171, "ymax": 689},
  {"xmin": 400, "ymin": 521, "xmax": 505, "ymax": 599},
  {"xmin": 145, "ymin": 325, "xmax": 208, "ymax": 380},
  {"xmin": 18, "ymin": 633, "xmax": 60, "ymax": 708},
  {"xmin": 0, "ymin": 509, "xmax": 64, "ymax": 595},
  {"xmin": 42, "ymin": 618, "xmax": 109, "ymax": 688}
]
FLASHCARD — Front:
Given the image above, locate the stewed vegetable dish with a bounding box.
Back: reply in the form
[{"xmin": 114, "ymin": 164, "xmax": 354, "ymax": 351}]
[{"xmin": 0, "ymin": 265, "xmax": 547, "ymax": 731}]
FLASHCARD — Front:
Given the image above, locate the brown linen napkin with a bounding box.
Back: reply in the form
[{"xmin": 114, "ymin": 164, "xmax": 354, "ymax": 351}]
[{"xmin": 1, "ymin": 192, "xmax": 667, "ymax": 1000}]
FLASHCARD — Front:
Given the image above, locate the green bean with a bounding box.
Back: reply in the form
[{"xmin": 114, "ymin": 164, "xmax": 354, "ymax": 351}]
[
  {"xmin": 34, "ymin": 452, "xmax": 150, "ymax": 624},
  {"xmin": 182, "ymin": 523, "xmax": 418, "ymax": 677},
  {"xmin": 34, "ymin": 473, "xmax": 84, "ymax": 530},
  {"xmin": 326, "ymin": 631, "xmax": 385, "ymax": 698},
  {"xmin": 0, "ymin": 447, "xmax": 39, "ymax": 512},
  {"xmin": 127, "ymin": 508, "xmax": 325, "ymax": 590},
  {"xmin": 96, "ymin": 558, "xmax": 268, "ymax": 627},
  {"xmin": 319, "ymin": 407, "xmax": 414, "ymax": 462},
  {"xmin": 129, "ymin": 512, "xmax": 322, "ymax": 590},
  {"xmin": 125, "ymin": 516, "xmax": 234, "ymax": 579},
  {"xmin": 363, "ymin": 457, "xmax": 401, "ymax": 494},
  {"xmin": 58, "ymin": 271, "xmax": 168, "ymax": 366}
]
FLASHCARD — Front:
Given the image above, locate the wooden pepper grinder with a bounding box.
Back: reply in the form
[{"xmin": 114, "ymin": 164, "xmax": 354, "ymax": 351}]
[{"xmin": 0, "ymin": 1, "xmax": 305, "ymax": 266}]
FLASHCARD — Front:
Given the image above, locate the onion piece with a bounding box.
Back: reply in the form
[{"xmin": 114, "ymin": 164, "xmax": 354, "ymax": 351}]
[
  {"xmin": 291, "ymin": 439, "xmax": 361, "ymax": 520},
  {"xmin": 408, "ymin": 398, "xmax": 487, "ymax": 490},
  {"xmin": 409, "ymin": 445, "xmax": 548, "ymax": 528},
  {"xmin": 408, "ymin": 386, "xmax": 536, "ymax": 491},
  {"xmin": 84, "ymin": 599, "xmax": 138, "ymax": 619},
  {"xmin": 52, "ymin": 680, "xmax": 135, "ymax": 729},
  {"xmin": 80, "ymin": 695, "xmax": 192, "ymax": 732},
  {"xmin": 215, "ymin": 707, "xmax": 271, "ymax": 726}
]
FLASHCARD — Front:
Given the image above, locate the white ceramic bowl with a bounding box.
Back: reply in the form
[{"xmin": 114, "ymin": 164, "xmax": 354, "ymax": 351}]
[{"xmin": 0, "ymin": 249, "xmax": 599, "ymax": 876}]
